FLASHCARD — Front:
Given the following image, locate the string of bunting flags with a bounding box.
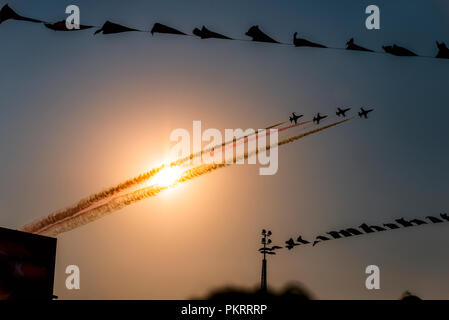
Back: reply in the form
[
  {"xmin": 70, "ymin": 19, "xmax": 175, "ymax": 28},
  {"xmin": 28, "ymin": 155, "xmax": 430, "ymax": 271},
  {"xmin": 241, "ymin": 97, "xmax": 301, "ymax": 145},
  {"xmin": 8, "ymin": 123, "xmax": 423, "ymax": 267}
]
[
  {"xmin": 1, "ymin": 4, "xmax": 448, "ymax": 60},
  {"xmin": 259, "ymin": 213, "xmax": 449, "ymax": 256},
  {"xmin": 284, "ymin": 213, "xmax": 449, "ymax": 251}
]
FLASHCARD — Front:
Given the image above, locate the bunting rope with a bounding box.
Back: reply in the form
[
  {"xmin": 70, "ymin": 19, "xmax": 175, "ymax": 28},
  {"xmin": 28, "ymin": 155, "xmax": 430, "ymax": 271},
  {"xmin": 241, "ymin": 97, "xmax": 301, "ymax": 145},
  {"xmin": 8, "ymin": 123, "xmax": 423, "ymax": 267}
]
[
  {"xmin": 1, "ymin": 4, "xmax": 448, "ymax": 61},
  {"xmin": 261, "ymin": 212, "xmax": 449, "ymax": 255},
  {"xmin": 282, "ymin": 213, "xmax": 449, "ymax": 251}
]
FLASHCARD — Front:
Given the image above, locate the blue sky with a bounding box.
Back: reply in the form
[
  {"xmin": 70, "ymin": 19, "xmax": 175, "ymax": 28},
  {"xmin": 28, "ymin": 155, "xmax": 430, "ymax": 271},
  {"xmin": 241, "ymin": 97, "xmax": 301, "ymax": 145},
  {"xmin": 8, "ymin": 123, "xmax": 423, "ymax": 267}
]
[{"xmin": 1, "ymin": 0, "xmax": 449, "ymax": 299}]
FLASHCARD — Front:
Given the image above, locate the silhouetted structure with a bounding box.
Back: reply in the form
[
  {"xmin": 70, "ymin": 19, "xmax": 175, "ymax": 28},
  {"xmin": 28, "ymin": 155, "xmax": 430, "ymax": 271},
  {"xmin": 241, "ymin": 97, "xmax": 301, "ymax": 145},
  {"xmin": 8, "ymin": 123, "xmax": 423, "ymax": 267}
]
[
  {"xmin": 346, "ymin": 38, "xmax": 374, "ymax": 52},
  {"xmin": 245, "ymin": 25, "xmax": 279, "ymax": 43},
  {"xmin": 382, "ymin": 44, "xmax": 418, "ymax": 56},
  {"xmin": 258, "ymin": 230, "xmax": 282, "ymax": 292},
  {"xmin": 0, "ymin": 227, "xmax": 57, "ymax": 300},
  {"xmin": 293, "ymin": 32, "xmax": 327, "ymax": 48},
  {"xmin": 44, "ymin": 20, "xmax": 94, "ymax": 31},
  {"xmin": 151, "ymin": 23, "xmax": 186, "ymax": 35},
  {"xmin": 94, "ymin": 21, "xmax": 140, "ymax": 35},
  {"xmin": 0, "ymin": 4, "xmax": 42, "ymax": 24},
  {"xmin": 435, "ymin": 41, "xmax": 449, "ymax": 59},
  {"xmin": 260, "ymin": 230, "xmax": 270, "ymax": 292},
  {"xmin": 193, "ymin": 26, "xmax": 232, "ymax": 40}
]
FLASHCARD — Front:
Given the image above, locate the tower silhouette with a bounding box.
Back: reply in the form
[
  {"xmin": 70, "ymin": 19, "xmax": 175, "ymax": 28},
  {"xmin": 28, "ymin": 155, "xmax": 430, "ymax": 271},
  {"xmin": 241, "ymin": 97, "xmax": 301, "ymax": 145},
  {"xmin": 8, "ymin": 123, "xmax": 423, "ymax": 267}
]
[
  {"xmin": 261, "ymin": 256, "xmax": 267, "ymax": 291},
  {"xmin": 258, "ymin": 229, "xmax": 282, "ymax": 292},
  {"xmin": 260, "ymin": 229, "xmax": 271, "ymax": 292}
]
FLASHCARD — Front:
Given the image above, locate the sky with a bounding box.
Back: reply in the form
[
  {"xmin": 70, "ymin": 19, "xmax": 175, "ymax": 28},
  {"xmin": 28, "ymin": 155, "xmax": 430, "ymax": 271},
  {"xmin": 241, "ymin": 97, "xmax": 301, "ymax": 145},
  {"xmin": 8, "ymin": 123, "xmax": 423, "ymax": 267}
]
[{"xmin": 1, "ymin": 0, "xmax": 449, "ymax": 299}]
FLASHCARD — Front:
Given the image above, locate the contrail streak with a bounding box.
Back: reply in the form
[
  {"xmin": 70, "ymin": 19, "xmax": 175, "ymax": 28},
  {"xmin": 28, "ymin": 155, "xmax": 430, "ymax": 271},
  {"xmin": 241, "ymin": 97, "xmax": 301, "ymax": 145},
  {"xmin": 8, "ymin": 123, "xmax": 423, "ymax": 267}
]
[
  {"xmin": 27, "ymin": 164, "xmax": 229, "ymax": 236},
  {"xmin": 22, "ymin": 118, "xmax": 351, "ymax": 236},
  {"xmin": 22, "ymin": 120, "xmax": 293, "ymax": 234},
  {"xmin": 172, "ymin": 120, "xmax": 291, "ymax": 166}
]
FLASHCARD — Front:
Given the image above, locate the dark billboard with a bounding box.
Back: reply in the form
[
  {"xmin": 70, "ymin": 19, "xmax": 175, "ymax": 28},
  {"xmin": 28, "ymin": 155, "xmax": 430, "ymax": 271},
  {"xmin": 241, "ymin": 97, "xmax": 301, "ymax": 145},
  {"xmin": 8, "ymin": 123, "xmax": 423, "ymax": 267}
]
[{"xmin": 0, "ymin": 227, "xmax": 57, "ymax": 300}]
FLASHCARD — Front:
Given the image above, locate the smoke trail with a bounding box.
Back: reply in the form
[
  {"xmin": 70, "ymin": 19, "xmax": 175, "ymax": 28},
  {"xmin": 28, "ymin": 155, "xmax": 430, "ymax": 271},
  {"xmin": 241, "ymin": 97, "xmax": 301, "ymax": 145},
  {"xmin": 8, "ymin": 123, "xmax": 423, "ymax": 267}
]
[
  {"xmin": 277, "ymin": 118, "xmax": 351, "ymax": 147},
  {"xmin": 23, "ymin": 120, "xmax": 294, "ymax": 234},
  {"xmin": 24, "ymin": 118, "xmax": 351, "ymax": 236},
  {"xmin": 20, "ymin": 166, "xmax": 168, "ymax": 234},
  {"xmin": 265, "ymin": 121, "xmax": 287, "ymax": 129},
  {"xmin": 171, "ymin": 120, "xmax": 290, "ymax": 166},
  {"xmin": 30, "ymin": 164, "xmax": 229, "ymax": 236}
]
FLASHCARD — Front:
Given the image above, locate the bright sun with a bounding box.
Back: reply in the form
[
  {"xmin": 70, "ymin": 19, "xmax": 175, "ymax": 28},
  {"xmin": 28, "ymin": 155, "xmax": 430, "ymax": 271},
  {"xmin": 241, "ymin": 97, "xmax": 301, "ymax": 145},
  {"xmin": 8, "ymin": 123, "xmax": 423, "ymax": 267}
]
[{"xmin": 150, "ymin": 166, "xmax": 183, "ymax": 187}]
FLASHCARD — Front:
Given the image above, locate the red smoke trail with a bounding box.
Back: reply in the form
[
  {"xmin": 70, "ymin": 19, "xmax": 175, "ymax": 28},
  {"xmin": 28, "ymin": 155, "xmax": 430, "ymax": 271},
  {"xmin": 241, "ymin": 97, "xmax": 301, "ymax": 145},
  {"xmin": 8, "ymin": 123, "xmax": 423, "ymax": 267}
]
[{"xmin": 199, "ymin": 120, "xmax": 312, "ymax": 162}]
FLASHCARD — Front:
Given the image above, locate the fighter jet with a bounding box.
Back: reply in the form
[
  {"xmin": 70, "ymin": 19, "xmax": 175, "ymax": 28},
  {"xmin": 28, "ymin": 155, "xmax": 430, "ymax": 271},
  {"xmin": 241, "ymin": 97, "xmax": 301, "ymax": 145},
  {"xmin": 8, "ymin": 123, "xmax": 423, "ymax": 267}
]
[
  {"xmin": 289, "ymin": 112, "xmax": 303, "ymax": 124},
  {"xmin": 358, "ymin": 107, "xmax": 374, "ymax": 119},
  {"xmin": 336, "ymin": 107, "xmax": 351, "ymax": 117},
  {"xmin": 313, "ymin": 113, "xmax": 327, "ymax": 124}
]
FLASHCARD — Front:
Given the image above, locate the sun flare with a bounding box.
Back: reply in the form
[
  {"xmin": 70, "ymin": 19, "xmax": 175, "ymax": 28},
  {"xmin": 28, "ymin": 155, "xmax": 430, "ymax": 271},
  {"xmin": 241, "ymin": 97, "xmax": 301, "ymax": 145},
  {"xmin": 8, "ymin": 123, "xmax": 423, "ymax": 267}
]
[{"xmin": 150, "ymin": 166, "xmax": 183, "ymax": 187}]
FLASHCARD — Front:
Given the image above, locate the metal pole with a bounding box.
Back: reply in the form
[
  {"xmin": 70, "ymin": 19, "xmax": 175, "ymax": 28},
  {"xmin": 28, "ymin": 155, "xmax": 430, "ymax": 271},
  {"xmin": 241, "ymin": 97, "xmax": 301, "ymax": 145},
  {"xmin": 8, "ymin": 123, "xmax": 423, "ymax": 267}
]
[{"xmin": 261, "ymin": 232, "xmax": 267, "ymax": 292}]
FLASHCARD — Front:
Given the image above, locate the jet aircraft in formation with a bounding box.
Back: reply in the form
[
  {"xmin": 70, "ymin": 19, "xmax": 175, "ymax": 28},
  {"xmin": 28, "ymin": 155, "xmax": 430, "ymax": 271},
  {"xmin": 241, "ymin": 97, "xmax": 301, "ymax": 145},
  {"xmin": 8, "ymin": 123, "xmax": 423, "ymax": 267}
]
[
  {"xmin": 358, "ymin": 107, "xmax": 374, "ymax": 119},
  {"xmin": 289, "ymin": 107, "xmax": 373, "ymax": 123},
  {"xmin": 289, "ymin": 112, "xmax": 303, "ymax": 124}
]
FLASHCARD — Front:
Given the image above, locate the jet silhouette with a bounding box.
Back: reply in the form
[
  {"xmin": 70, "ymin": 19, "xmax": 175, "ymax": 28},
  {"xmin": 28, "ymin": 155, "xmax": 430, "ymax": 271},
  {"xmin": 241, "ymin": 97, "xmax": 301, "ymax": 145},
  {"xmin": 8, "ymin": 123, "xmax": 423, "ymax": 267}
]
[
  {"xmin": 94, "ymin": 21, "xmax": 140, "ymax": 35},
  {"xmin": 289, "ymin": 112, "xmax": 303, "ymax": 124},
  {"xmin": 313, "ymin": 113, "xmax": 327, "ymax": 124},
  {"xmin": 293, "ymin": 32, "xmax": 327, "ymax": 48},
  {"xmin": 382, "ymin": 44, "xmax": 417, "ymax": 57},
  {"xmin": 44, "ymin": 20, "xmax": 93, "ymax": 31},
  {"xmin": 345, "ymin": 38, "xmax": 374, "ymax": 52},
  {"xmin": 193, "ymin": 26, "xmax": 232, "ymax": 40},
  {"xmin": 358, "ymin": 107, "xmax": 374, "ymax": 119},
  {"xmin": 245, "ymin": 25, "xmax": 279, "ymax": 44},
  {"xmin": 151, "ymin": 23, "xmax": 186, "ymax": 35},
  {"xmin": 0, "ymin": 4, "xmax": 42, "ymax": 24},
  {"xmin": 436, "ymin": 41, "xmax": 449, "ymax": 59},
  {"xmin": 336, "ymin": 107, "xmax": 351, "ymax": 117}
]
